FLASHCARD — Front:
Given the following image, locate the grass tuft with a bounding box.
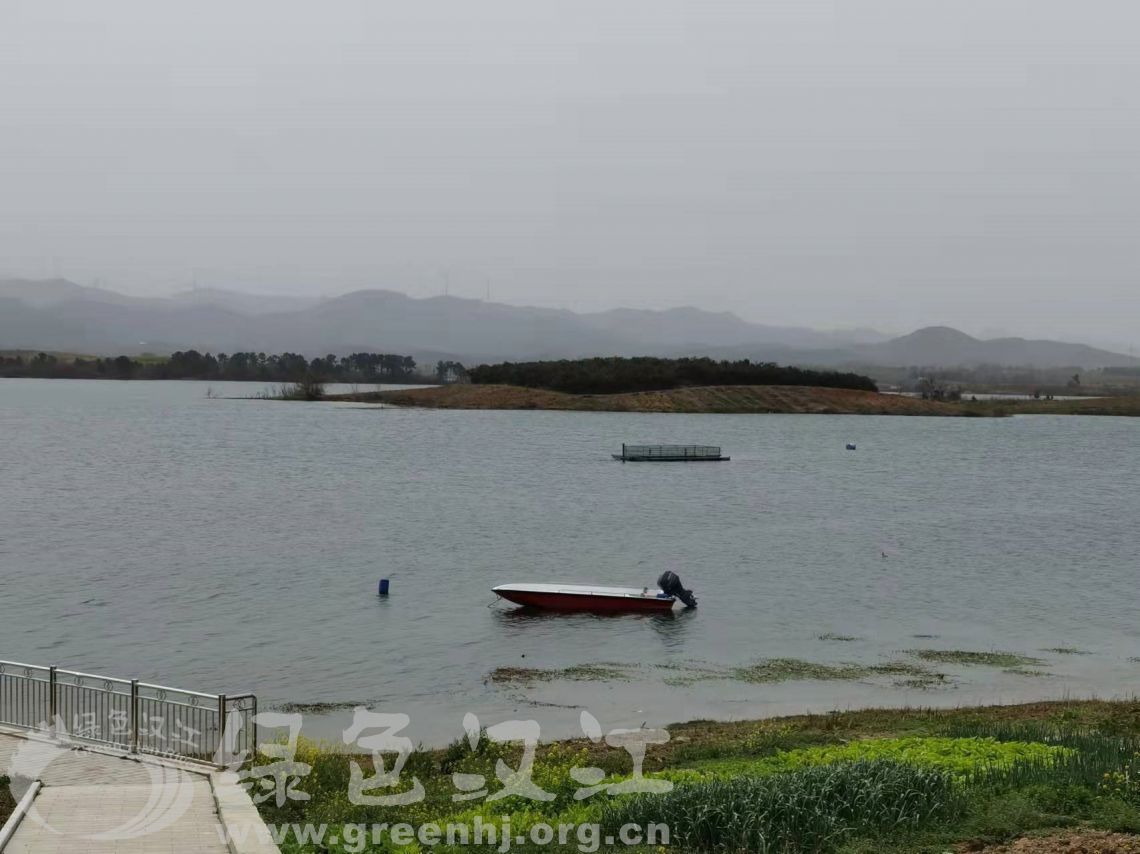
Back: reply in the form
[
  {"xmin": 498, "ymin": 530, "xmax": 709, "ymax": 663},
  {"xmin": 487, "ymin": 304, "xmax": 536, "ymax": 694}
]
[{"xmin": 604, "ymin": 760, "xmax": 962, "ymax": 853}]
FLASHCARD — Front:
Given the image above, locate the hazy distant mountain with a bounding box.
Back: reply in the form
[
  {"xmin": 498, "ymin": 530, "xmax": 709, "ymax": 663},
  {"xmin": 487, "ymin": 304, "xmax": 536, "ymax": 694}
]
[
  {"xmin": 1, "ymin": 278, "xmax": 1135, "ymax": 369},
  {"xmin": 168, "ymin": 287, "xmax": 322, "ymax": 315},
  {"xmin": 581, "ymin": 306, "xmax": 890, "ymax": 350},
  {"xmin": 251, "ymin": 290, "xmax": 629, "ymax": 362},
  {"xmin": 0, "ymin": 294, "xmax": 254, "ymax": 354},
  {"xmin": 842, "ymin": 326, "xmax": 1137, "ymax": 369},
  {"xmin": 0, "ymin": 278, "xmax": 146, "ymax": 309}
]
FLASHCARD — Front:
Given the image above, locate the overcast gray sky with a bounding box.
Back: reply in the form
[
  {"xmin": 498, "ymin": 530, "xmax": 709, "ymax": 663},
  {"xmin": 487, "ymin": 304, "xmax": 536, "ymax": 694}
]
[{"xmin": 2, "ymin": 1, "xmax": 1139, "ymax": 347}]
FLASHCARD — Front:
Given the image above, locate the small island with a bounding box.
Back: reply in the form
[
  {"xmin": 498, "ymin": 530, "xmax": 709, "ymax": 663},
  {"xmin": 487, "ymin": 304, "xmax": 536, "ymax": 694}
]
[
  {"xmin": 331, "ymin": 382, "xmax": 1140, "ymax": 416},
  {"xmin": 321, "ymin": 356, "xmax": 1140, "ymax": 416}
]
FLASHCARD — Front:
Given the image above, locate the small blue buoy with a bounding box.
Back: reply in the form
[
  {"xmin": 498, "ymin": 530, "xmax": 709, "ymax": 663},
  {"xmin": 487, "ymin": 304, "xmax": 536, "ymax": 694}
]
[
  {"xmin": 846, "ymin": 442, "xmax": 857, "ymax": 451},
  {"xmin": 378, "ymin": 578, "xmax": 390, "ymax": 596}
]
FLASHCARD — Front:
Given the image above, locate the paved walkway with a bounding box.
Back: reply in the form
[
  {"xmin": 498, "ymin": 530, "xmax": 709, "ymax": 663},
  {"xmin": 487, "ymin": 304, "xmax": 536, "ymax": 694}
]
[{"xmin": 0, "ymin": 730, "xmax": 271, "ymax": 853}]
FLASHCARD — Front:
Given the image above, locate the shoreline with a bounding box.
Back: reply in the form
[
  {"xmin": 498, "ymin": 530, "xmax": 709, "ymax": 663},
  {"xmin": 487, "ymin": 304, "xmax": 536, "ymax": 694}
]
[
  {"xmin": 328, "ymin": 383, "xmax": 1140, "ymax": 416},
  {"xmin": 259, "ymin": 697, "xmax": 1140, "ymax": 854}
]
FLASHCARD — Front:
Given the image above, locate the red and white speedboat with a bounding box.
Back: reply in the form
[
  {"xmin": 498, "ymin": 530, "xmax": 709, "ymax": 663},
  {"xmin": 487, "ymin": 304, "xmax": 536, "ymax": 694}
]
[
  {"xmin": 493, "ymin": 582, "xmax": 677, "ymax": 613},
  {"xmin": 493, "ymin": 572, "xmax": 699, "ymax": 613}
]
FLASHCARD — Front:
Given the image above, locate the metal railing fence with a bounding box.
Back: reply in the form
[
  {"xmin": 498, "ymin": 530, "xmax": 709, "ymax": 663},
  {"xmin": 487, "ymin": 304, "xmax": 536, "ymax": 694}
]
[
  {"xmin": 0, "ymin": 659, "xmax": 256, "ymax": 767},
  {"xmin": 620, "ymin": 444, "xmax": 723, "ymax": 458}
]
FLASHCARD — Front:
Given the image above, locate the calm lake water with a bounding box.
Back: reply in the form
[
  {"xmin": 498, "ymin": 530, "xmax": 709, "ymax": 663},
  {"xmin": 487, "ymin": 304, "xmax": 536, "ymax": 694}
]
[{"xmin": 2, "ymin": 379, "xmax": 1138, "ymax": 744}]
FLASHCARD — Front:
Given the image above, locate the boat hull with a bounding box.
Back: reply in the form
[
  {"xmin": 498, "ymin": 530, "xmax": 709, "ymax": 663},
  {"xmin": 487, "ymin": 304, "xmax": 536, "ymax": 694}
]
[{"xmin": 493, "ymin": 586, "xmax": 675, "ymax": 613}]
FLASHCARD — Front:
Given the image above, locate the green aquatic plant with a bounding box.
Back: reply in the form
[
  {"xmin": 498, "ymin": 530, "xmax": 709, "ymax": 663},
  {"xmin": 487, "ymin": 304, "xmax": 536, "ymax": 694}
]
[
  {"xmin": 274, "ymin": 700, "xmax": 365, "ymax": 713},
  {"xmin": 731, "ymin": 658, "xmax": 938, "ymax": 684},
  {"xmin": 1044, "ymin": 647, "xmax": 1093, "ymax": 655},
  {"xmin": 908, "ymin": 649, "xmax": 1042, "ymax": 668},
  {"xmin": 732, "ymin": 658, "xmax": 867, "ymax": 683},
  {"xmin": 894, "ymin": 674, "xmax": 952, "ymax": 689},
  {"xmin": 489, "ymin": 664, "xmax": 631, "ymax": 684}
]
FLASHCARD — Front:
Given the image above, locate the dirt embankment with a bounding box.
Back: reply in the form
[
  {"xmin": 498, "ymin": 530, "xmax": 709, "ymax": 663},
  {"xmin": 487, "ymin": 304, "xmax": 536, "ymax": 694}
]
[
  {"xmin": 323, "ymin": 383, "xmax": 1140, "ymax": 416},
  {"xmin": 966, "ymin": 831, "xmax": 1140, "ymax": 853}
]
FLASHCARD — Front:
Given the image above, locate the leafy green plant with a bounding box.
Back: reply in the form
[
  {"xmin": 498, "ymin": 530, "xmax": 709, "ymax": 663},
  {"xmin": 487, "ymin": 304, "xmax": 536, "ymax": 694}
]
[
  {"xmin": 1095, "ymin": 754, "xmax": 1140, "ymax": 806},
  {"xmin": 688, "ymin": 737, "xmax": 1069, "ymax": 782},
  {"xmin": 752, "ymin": 737, "xmax": 1069, "ymax": 780}
]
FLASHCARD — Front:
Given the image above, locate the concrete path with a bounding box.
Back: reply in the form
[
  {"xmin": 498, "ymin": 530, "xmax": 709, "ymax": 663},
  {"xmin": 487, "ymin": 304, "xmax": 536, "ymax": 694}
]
[{"xmin": 0, "ymin": 730, "xmax": 275, "ymax": 853}]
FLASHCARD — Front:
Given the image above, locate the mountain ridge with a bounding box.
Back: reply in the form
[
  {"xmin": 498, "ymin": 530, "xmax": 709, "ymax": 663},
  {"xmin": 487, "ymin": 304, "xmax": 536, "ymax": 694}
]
[{"xmin": 1, "ymin": 278, "xmax": 1135, "ymax": 369}]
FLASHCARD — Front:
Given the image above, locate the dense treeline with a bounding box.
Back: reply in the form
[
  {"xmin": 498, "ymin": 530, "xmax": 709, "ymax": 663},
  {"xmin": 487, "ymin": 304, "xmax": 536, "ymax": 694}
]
[
  {"xmin": 468, "ymin": 356, "xmax": 878, "ymax": 394},
  {"xmin": 0, "ymin": 351, "xmax": 452, "ymax": 383}
]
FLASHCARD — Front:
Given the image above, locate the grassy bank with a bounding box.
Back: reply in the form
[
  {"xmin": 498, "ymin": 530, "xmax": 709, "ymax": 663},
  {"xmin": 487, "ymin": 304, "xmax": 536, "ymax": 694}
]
[
  {"xmin": 256, "ymin": 700, "xmax": 1140, "ymax": 853},
  {"xmin": 327, "ymin": 383, "xmax": 1140, "ymax": 417}
]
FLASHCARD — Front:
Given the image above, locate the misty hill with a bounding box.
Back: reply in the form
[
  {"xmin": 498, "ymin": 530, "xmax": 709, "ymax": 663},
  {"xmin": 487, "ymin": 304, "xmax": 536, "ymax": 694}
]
[
  {"xmin": 1, "ymin": 278, "xmax": 1135, "ymax": 369},
  {"xmin": 0, "ymin": 278, "xmax": 147, "ymax": 309},
  {"xmin": 844, "ymin": 326, "xmax": 1137, "ymax": 369},
  {"xmin": 168, "ymin": 287, "xmax": 322, "ymax": 315},
  {"xmin": 579, "ymin": 306, "xmax": 889, "ymax": 350},
  {"xmin": 0, "ymin": 278, "xmax": 874, "ymax": 361}
]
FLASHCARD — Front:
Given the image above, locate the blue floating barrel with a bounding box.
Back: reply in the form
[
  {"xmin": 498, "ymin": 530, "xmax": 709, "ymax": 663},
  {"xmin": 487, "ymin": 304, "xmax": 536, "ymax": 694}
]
[{"xmin": 378, "ymin": 578, "xmax": 390, "ymax": 596}]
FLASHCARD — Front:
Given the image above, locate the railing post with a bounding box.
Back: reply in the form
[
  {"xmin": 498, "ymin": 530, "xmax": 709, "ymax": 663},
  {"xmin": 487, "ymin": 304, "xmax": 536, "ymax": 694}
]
[
  {"xmin": 129, "ymin": 679, "xmax": 139, "ymax": 754},
  {"xmin": 217, "ymin": 693, "xmax": 227, "ymax": 767},
  {"xmin": 48, "ymin": 666, "xmax": 57, "ymax": 735}
]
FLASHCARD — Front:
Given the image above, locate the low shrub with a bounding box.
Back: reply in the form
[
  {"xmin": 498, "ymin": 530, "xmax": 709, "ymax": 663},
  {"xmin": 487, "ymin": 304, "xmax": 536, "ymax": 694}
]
[{"xmin": 0, "ymin": 775, "xmax": 14, "ymax": 827}]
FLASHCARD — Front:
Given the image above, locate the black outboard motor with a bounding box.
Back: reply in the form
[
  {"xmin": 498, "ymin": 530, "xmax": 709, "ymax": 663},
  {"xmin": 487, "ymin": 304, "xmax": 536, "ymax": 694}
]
[{"xmin": 657, "ymin": 571, "xmax": 697, "ymax": 609}]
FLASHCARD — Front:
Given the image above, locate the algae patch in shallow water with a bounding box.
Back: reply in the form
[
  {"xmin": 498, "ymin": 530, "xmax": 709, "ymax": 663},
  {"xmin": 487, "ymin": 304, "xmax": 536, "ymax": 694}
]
[
  {"xmin": 491, "ymin": 657, "xmax": 956, "ymax": 690},
  {"xmin": 274, "ymin": 700, "xmax": 367, "ymax": 713},
  {"xmin": 908, "ymin": 649, "xmax": 1042, "ymax": 668},
  {"xmin": 490, "ymin": 664, "xmax": 632, "ymax": 684},
  {"xmin": 731, "ymin": 658, "xmax": 941, "ymax": 685},
  {"xmin": 732, "ymin": 659, "xmax": 865, "ymax": 683},
  {"xmin": 1043, "ymin": 647, "xmax": 1093, "ymax": 655},
  {"xmin": 656, "ymin": 661, "xmax": 725, "ymax": 687},
  {"xmin": 818, "ymin": 633, "xmax": 860, "ymax": 642}
]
